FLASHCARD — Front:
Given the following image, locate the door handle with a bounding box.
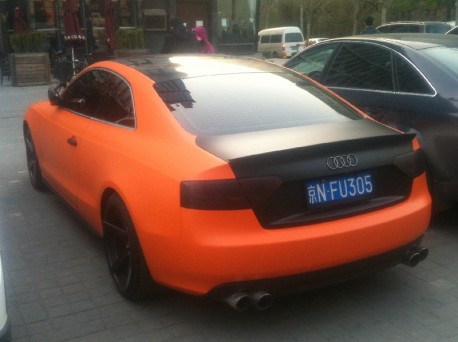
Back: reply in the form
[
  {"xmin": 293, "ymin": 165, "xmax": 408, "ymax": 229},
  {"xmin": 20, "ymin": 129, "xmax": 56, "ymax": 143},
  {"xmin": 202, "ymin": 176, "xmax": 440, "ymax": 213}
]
[{"xmin": 67, "ymin": 136, "xmax": 77, "ymax": 147}]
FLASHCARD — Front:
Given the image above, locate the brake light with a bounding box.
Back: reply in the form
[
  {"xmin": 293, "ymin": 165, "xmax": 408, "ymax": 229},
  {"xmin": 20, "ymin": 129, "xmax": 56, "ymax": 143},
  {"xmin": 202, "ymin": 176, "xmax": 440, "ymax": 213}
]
[
  {"xmin": 394, "ymin": 149, "xmax": 425, "ymax": 178},
  {"xmin": 181, "ymin": 177, "xmax": 282, "ymax": 210}
]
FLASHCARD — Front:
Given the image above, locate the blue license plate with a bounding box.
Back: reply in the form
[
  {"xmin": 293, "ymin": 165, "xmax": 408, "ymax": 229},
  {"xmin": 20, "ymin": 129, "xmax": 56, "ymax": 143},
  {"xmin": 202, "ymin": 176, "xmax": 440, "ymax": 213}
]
[{"xmin": 306, "ymin": 173, "xmax": 374, "ymax": 206}]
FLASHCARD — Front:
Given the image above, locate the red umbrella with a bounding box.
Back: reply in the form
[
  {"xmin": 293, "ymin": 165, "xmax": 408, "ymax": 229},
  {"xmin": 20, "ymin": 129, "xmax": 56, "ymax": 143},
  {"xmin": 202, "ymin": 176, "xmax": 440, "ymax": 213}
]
[
  {"xmin": 13, "ymin": 7, "xmax": 28, "ymax": 34},
  {"xmin": 104, "ymin": 0, "xmax": 116, "ymax": 52},
  {"xmin": 63, "ymin": 0, "xmax": 85, "ymax": 75},
  {"xmin": 63, "ymin": 0, "xmax": 85, "ymax": 47}
]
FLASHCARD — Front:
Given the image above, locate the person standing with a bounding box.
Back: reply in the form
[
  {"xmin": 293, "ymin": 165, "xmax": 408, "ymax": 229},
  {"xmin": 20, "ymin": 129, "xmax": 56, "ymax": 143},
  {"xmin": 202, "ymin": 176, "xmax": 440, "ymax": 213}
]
[
  {"xmin": 193, "ymin": 26, "xmax": 215, "ymax": 54},
  {"xmin": 161, "ymin": 17, "xmax": 199, "ymax": 54},
  {"xmin": 360, "ymin": 16, "xmax": 379, "ymax": 34}
]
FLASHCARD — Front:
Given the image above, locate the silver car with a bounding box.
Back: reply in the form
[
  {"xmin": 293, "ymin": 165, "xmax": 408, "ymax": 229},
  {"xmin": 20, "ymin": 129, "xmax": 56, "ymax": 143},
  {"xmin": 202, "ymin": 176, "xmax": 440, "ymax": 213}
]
[{"xmin": 376, "ymin": 21, "xmax": 452, "ymax": 34}]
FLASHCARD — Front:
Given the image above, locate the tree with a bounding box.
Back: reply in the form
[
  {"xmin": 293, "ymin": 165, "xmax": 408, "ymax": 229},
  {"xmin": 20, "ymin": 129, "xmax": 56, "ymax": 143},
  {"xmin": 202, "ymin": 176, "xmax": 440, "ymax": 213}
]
[
  {"xmin": 353, "ymin": 0, "xmax": 360, "ymax": 34},
  {"xmin": 301, "ymin": 0, "xmax": 327, "ymax": 40},
  {"xmin": 258, "ymin": 0, "xmax": 456, "ymax": 39},
  {"xmin": 455, "ymin": 0, "xmax": 458, "ymax": 25},
  {"xmin": 260, "ymin": 0, "xmax": 278, "ymax": 28}
]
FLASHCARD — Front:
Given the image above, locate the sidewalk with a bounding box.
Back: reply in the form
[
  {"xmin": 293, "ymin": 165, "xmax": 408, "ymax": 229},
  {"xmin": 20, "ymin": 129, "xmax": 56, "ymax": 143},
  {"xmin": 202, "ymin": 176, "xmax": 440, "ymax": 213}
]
[{"xmin": 0, "ymin": 80, "xmax": 55, "ymax": 120}]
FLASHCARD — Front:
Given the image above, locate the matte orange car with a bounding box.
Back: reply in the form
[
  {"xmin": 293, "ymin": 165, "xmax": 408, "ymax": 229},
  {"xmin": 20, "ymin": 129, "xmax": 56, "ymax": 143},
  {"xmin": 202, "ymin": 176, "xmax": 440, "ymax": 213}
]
[{"xmin": 23, "ymin": 55, "xmax": 431, "ymax": 311}]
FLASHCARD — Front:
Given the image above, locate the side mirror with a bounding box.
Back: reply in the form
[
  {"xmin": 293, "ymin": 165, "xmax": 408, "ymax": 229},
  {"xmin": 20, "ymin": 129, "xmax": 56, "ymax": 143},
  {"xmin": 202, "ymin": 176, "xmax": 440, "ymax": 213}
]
[{"xmin": 48, "ymin": 86, "xmax": 62, "ymax": 106}]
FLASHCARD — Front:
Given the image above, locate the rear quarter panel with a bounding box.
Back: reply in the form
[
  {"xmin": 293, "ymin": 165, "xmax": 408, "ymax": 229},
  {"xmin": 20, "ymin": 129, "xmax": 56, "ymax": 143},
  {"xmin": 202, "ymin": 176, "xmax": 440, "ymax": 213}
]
[{"xmin": 74, "ymin": 63, "xmax": 233, "ymax": 242}]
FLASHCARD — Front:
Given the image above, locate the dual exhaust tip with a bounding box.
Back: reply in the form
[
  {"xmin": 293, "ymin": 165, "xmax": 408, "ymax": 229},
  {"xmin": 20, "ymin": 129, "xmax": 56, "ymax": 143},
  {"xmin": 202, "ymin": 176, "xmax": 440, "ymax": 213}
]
[
  {"xmin": 224, "ymin": 291, "xmax": 273, "ymax": 311},
  {"xmin": 402, "ymin": 246, "xmax": 428, "ymax": 267},
  {"xmin": 224, "ymin": 246, "xmax": 428, "ymax": 311}
]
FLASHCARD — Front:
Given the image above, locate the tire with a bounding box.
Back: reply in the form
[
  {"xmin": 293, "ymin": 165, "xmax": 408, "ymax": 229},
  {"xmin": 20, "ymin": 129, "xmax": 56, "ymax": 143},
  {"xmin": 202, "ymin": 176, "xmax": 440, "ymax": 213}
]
[
  {"xmin": 272, "ymin": 51, "xmax": 279, "ymax": 58},
  {"xmin": 23, "ymin": 124, "xmax": 46, "ymax": 191},
  {"xmin": 102, "ymin": 193, "xmax": 157, "ymax": 300}
]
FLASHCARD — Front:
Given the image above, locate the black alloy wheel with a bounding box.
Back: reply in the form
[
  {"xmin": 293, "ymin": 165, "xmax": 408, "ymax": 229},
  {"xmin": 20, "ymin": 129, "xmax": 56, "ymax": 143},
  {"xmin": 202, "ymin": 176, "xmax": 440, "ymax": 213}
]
[
  {"xmin": 102, "ymin": 193, "xmax": 155, "ymax": 300},
  {"xmin": 23, "ymin": 124, "xmax": 46, "ymax": 191}
]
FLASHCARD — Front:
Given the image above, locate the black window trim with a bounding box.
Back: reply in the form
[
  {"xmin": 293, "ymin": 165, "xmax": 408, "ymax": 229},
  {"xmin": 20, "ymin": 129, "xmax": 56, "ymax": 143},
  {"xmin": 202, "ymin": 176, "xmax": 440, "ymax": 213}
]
[
  {"xmin": 392, "ymin": 51, "xmax": 436, "ymax": 97},
  {"xmin": 322, "ymin": 41, "xmax": 437, "ymax": 98},
  {"xmin": 322, "ymin": 41, "xmax": 395, "ymax": 92},
  {"xmin": 60, "ymin": 67, "xmax": 137, "ymax": 129}
]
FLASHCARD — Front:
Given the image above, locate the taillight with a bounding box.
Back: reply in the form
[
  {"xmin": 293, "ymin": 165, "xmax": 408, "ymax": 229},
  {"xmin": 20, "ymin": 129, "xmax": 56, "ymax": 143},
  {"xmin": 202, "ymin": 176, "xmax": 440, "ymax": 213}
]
[
  {"xmin": 282, "ymin": 44, "xmax": 285, "ymax": 50},
  {"xmin": 394, "ymin": 149, "xmax": 425, "ymax": 178},
  {"xmin": 181, "ymin": 177, "xmax": 282, "ymax": 210}
]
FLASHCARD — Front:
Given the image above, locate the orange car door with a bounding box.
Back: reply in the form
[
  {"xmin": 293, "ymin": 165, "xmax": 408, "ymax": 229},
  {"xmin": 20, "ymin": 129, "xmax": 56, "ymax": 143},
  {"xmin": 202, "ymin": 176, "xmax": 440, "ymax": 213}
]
[
  {"xmin": 39, "ymin": 106, "xmax": 90, "ymax": 208},
  {"xmin": 43, "ymin": 70, "xmax": 103, "ymax": 207}
]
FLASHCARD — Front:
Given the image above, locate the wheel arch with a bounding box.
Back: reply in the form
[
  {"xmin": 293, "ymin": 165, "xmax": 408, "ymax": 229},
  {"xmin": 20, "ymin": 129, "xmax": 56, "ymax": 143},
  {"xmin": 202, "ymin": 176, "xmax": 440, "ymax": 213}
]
[
  {"xmin": 100, "ymin": 187, "xmax": 119, "ymax": 236},
  {"xmin": 100, "ymin": 188, "xmax": 157, "ymax": 299}
]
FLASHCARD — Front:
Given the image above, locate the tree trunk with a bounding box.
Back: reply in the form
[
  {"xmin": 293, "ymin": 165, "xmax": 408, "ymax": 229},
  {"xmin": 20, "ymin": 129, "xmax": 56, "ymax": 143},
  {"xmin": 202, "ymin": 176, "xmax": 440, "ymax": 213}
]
[
  {"xmin": 456, "ymin": 0, "xmax": 458, "ymax": 24},
  {"xmin": 353, "ymin": 0, "xmax": 359, "ymax": 35}
]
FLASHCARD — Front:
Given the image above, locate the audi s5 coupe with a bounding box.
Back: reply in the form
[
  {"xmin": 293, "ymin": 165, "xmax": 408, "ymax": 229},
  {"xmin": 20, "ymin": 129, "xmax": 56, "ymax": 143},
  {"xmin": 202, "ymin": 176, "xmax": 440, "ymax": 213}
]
[
  {"xmin": 285, "ymin": 33, "xmax": 458, "ymax": 211},
  {"xmin": 23, "ymin": 55, "xmax": 431, "ymax": 310}
]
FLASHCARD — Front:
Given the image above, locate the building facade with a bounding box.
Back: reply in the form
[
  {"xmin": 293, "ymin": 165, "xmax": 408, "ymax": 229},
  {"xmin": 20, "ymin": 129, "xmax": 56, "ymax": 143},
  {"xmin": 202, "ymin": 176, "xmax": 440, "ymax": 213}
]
[{"xmin": 0, "ymin": 0, "xmax": 260, "ymax": 55}]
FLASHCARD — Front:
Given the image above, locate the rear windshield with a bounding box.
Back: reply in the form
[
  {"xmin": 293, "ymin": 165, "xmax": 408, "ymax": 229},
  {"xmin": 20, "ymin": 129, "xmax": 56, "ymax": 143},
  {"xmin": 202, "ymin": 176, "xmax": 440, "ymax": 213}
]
[
  {"xmin": 285, "ymin": 32, "xmax": 304, "ymax": 43},
  {"xmin": 154, "ymin": 72, "xmax": 361, "ymax": 136},
  {"xmin": 422, "ymin": 47, "xmax": 458, "ymax": 78}
]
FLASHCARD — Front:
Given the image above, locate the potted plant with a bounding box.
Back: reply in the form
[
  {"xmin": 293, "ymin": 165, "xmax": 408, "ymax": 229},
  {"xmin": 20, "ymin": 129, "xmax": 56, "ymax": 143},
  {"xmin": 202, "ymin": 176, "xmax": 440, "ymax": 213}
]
[
  {"xmin": 9, "ymin": 31, "xmax": 51, "ymax": 86},
  {"xmin": 114, "ymin": 28, "xmax": 149, "ymax": 58}
]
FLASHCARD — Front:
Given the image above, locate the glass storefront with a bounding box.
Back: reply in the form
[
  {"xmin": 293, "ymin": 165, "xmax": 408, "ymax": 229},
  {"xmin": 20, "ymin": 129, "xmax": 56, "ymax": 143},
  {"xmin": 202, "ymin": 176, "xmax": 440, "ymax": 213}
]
[
  {"xmin": 31, "ymin": 0, "xmax": 55, "ymax": 29},
  {"xmin": 216, "ymin": 0, "xmax": 257, "ymax": 44},
  {"xmin": 1, "ymin": 0, "xmax": 260, "ymax": 54}
]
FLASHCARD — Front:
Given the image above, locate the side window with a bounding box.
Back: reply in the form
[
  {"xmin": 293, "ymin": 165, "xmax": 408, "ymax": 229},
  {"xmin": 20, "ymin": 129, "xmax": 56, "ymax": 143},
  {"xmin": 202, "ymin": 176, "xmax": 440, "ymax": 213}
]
[
  {"xmin": 326, "ymin": 43, "xmax": 393, "ymax": 91},
  {"xmin": 287, "ymin": 44, "xmax": 338, "ymax": 81},
  {"xmin": 426, "ymin": 24, "xmax": 450, "ymax": 33},
  {"xmin": 61, "ymin": 71, "xmax": 100, "ymax": 116},
  {"xmin": 379, "ymin": 25, "xmax": 414, "ymax": 33},
  {"xmin": 395, "ymin": 55, "xmax": 434, "ymax": 95},
  {"xmin": 94, "ymin": 72, "xmax": 135, "ymax": 127},
  {"xmin": 260, "ymin": 35, "xmax": 270, "ymax": 43},
  {"xmin": 271, "ymin": 34, "xmax": 282, "ymax": 43},
  {"xmin": 391, "ymin": 25, "xmax": 416, "ymax": 33},
  {"xmin": 377, "ymin": 26, "xmax": 391, "ymax": 33},
  {"xmin": 405, "ymin": 25, "xmax": 421, "ymax": 33},
  {"xmin": 61, "ymin": 70, "xmax": 135, "ymax": 128}
]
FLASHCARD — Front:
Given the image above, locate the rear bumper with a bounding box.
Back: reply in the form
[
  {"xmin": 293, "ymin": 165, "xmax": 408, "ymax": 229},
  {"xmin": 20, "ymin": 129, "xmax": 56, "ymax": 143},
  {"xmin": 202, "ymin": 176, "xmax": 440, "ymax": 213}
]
[
  {"xmin": 207, "ymin": 237, "xmax": 424, "ymax": 298},
  {"xmin": 141, "ymin": 176, "xmax": 431, "ymax": 296}
]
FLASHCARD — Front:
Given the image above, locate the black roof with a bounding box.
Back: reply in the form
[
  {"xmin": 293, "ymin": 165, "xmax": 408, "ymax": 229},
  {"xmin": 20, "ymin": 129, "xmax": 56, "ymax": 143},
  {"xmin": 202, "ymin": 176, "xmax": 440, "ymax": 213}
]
[{"xmin": 115, "ymin": 54, "xmax": 284, "ymax": 83}]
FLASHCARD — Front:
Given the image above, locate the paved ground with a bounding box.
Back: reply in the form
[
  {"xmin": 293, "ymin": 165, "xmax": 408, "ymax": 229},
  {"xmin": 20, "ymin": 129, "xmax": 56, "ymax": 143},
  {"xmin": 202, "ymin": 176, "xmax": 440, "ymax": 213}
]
[{"xmin": 1, "ymin": 79, "xmax": 458, "ymax": 341}]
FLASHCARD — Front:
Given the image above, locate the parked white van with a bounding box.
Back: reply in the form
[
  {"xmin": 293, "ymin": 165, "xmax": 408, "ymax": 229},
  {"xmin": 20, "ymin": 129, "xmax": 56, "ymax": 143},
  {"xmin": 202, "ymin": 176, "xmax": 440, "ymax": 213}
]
[{"xmin": 257, "ymin": 27, "xmax": 305, "ymax": 58}]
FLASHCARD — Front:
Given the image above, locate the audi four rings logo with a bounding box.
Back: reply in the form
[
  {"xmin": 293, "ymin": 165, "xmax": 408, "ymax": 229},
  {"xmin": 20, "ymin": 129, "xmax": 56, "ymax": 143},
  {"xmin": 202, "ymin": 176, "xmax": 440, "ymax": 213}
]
[{"xmin": 326, "ymin": 154, "xmax": 358, "ymax": 169}]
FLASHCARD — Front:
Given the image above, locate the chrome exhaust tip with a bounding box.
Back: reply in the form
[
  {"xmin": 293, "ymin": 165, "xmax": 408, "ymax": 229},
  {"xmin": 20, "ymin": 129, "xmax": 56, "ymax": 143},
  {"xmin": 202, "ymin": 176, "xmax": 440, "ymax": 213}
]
[
  {"xmin": 250, "ymin": 291, "xmax": 273, "ymax": 310},
  {"xmin": 223, "ymin": 292, "xmax": 251, "ymax": 311}
]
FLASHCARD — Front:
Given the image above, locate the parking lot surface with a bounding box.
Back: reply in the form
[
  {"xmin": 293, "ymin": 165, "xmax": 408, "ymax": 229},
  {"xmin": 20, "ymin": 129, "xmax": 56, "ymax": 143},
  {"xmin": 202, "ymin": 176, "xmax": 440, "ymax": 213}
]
[{"xmin": 2, "ymin": 80, "xmax": 458, "ymax": 341}]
